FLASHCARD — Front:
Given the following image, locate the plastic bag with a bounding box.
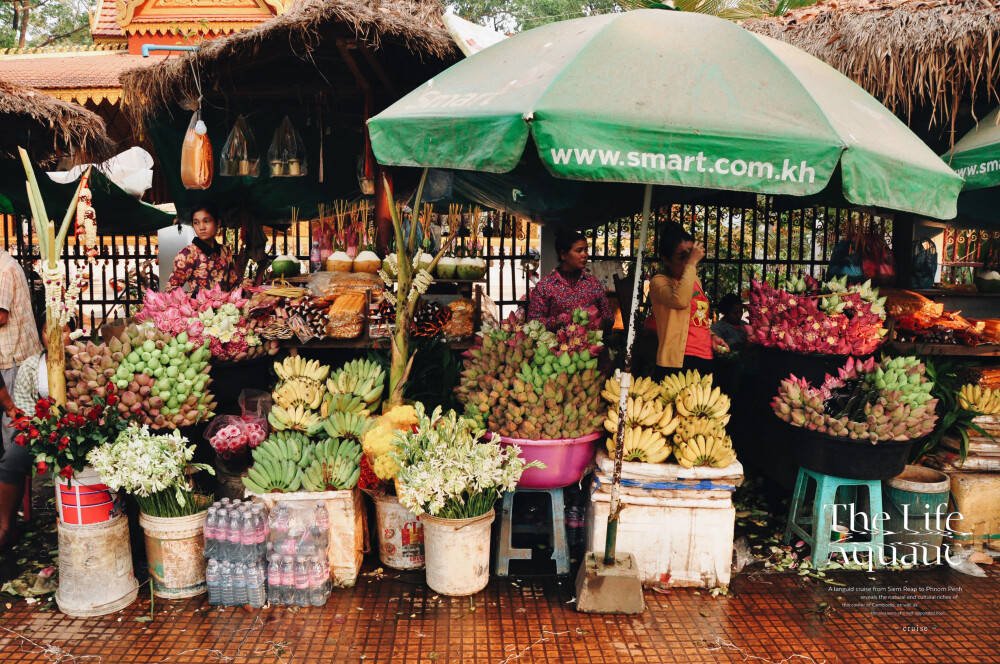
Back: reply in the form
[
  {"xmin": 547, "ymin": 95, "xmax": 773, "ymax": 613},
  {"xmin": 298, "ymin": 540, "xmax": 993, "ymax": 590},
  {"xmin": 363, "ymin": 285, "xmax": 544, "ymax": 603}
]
[
  {"xmin": 180, "ymin": 109, "xmax": 213, "ymax": 190},
  {"xmin": 239, "ymin": 389, "xmax": 272, "ymax": 421},
  {"xmin": 266, "ymin": 500, "xmax": 332, "ymax": 606},
  {"xmin": 268, "ymin": 116, "xmax": 308, "ymax": 177},
  {"xmin": 858, "ymin": 231, "xmax": 896, "ymax": 287},
  {"xmin": 220, "ymin": 115, "xmax": 259, "ymax": 177},
  {"xmin": 911, "ymin": 236, "xmax": 938, "ymax": 289}
]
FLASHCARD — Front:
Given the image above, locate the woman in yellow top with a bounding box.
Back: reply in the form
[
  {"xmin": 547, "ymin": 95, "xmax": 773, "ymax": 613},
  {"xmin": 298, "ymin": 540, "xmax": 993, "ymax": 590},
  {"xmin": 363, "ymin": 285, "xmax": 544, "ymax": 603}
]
[{"xmin": 649, "ymin": 223, "xmax": 729, "ymax": 381}]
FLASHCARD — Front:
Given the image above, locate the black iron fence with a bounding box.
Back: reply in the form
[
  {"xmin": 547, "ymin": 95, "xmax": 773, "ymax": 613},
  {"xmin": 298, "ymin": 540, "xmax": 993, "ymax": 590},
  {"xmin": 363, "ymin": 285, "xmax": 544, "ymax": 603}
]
[{"xmin": 4, "ymin": 198, "xmax": 890, "ymax": 329}]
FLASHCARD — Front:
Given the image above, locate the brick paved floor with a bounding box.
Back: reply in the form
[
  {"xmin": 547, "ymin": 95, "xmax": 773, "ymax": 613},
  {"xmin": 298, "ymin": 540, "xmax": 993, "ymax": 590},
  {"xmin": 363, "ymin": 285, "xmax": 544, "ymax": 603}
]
[{"xmin": 0, "ymin": 561, "xmax": 997, "ymax": 664}]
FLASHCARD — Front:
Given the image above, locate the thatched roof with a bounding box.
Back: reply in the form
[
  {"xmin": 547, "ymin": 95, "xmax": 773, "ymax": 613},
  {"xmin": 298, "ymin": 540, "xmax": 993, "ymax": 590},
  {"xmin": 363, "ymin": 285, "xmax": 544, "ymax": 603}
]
[
  {"xmin": 121, "ymin": 0, "xmax": 458, "ymax": 129},
  {"xmin": 743, "ymin": 0, "xmax": 1000, "ymax": 146},
  {"xmin": 0, "ymin": 79, "xmax": 115, "ymax": 164}
]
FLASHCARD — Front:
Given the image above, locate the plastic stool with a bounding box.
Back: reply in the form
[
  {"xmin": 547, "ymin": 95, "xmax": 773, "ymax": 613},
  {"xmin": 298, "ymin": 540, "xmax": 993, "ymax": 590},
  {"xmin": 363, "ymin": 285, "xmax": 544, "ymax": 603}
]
[
  {"xmin": 494, "ymin": 488, "xmax": 570, "ymax": 576},
  {"xmin": 783, "ymin": 468, "xmax": 884, "ymax": 568}
]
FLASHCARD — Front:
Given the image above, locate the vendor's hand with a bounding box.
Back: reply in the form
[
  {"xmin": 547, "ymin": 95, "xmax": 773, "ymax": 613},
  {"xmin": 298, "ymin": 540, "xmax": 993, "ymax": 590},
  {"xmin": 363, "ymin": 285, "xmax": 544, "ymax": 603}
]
[
  {"xmin": 711, "ymin": 334, "xmax": 729, "ymax": 354},
  {"xmin": 687, "ymin": 242, "xmax": 706, "ymax": 266}
]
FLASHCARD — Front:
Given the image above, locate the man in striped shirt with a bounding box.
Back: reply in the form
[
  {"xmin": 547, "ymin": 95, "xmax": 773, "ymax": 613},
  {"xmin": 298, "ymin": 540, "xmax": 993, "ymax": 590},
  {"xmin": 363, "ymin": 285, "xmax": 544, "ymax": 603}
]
[{"xmin": 0, "ymin": 248, "xmax": 43, "ymax": 550}]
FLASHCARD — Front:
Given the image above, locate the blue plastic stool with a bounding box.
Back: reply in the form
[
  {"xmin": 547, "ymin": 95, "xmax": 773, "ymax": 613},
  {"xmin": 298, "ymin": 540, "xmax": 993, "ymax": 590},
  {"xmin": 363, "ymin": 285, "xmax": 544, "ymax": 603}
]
[
  {"xmin": 783, "ymin": 468, "xmax": 885, "ymax": 569},
  {"xmin": 494, "ymin": 488, "xmax": 570, "ymax": 576}
]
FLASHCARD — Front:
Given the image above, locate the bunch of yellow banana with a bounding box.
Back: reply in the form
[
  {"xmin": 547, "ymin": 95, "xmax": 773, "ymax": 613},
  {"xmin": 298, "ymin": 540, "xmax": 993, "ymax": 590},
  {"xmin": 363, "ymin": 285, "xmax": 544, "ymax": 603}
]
[
  {"xmin": 604, "ymin": 397, "xmax": 679, "ymax": 437},
  {"xmin": 958, "ymin": 384, "xmax": 1000, "ymax": 415},
  {"xmin": 267, "ymin": 403, "xmax": 322, "ymax": 432},
  {"xmin": 272, "ymin": 377, "xmax": 325, "ymax": 410},
  {"xmin": 274, "ymin": 356, "xmax": 330, "ymax": 382},
  {"xmin": 672, "ymin": 415, "xmax": 730, "ymax": 446},
  {"xmin": 675, "ymin": 384, "xmax": 730, "ymax": 420},
  {"xmin": 659, "ymin": 369, "xmax": 713, "ymax": 404},
  {"xmin": 601, "ymin": 372, "xmax": 661, "ymax": 404},
  {"xmin": 674, "ymin": 434, "xmax": 736, "ymax": 469},
  {"xmin": 605, "ymin": 426, "xmax": 671, "ymax": 463}
]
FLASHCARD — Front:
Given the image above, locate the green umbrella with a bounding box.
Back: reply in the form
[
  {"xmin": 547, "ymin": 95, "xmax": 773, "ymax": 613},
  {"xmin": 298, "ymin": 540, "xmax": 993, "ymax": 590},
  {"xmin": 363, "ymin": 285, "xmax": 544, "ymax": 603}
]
[
  {"xmin": 368, "ymin": 8, "xmax": 964, "ymax": 574},
  {"xmin": 945, "ymin": 106, "xmax": 1000, "ymax": 191},
  {"xmin": 370, "ymin": 9, "xmax": 961, "ymax": 219}
]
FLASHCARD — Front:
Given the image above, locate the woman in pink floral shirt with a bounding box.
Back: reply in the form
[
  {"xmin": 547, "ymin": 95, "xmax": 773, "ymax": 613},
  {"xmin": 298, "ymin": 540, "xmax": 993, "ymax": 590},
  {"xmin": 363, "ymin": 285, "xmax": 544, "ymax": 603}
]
[
  {"xmin": 527, "ymin": 231, "xmax": 612, "ymax": 331},
  {"xmin": 167, "ymin": 203, "xmax": 240, "ymax": 295}
]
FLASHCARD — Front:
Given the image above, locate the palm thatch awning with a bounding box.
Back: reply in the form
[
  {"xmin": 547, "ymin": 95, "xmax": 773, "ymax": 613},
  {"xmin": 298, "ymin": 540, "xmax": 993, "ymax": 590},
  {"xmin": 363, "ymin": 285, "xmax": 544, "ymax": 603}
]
[
  {"xmin": 0, "ymin": 79, "xmax": 115, "ymax": 165},
  {"xmin": 742, "ymin": 0, "xmax": 1000, "ymax": 150},
  {"xmin": 120, "ymin": 0, "xmax": 458, "ymax": 130}
]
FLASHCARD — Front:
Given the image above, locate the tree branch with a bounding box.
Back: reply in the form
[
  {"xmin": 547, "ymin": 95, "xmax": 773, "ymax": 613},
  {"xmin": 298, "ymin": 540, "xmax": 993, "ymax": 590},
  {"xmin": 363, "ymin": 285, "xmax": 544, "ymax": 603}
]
[{"xmin": 38, "ymin": 23, "xmax": 85, "ymax": 46}]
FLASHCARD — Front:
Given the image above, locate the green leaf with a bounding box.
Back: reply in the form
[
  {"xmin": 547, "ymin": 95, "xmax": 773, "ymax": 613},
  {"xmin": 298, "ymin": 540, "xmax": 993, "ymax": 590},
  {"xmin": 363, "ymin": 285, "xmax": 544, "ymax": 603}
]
[{"xmin": 135, "ymin": 616, "xmax": 152, "ymax": 623}]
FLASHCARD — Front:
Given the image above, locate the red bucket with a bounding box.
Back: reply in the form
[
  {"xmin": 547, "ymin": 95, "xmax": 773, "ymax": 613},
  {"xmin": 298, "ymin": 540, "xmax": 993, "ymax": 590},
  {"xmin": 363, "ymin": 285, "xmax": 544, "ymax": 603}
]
[{"xmin": 56, "ymin": 469, "xmax": 122, "ymax": 525}]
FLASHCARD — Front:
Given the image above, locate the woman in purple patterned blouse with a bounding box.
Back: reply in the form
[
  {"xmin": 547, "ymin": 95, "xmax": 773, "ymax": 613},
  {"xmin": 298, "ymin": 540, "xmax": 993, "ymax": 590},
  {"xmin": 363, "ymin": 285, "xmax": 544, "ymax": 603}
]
[
  {"xmin": 527, "ymin": 231, "xmax": 612, "ymax": 331},
  {"xmin": 167, "ymin": 203, "xmax": 241, "ymax": 295}
]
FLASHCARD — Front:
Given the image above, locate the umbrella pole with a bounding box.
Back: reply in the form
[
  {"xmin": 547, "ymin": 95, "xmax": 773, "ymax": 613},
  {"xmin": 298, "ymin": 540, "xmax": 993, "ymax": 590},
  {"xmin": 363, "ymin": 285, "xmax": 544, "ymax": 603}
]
[{"xmin": 604, "ymin": 183, "xmax": 652, "ymax": 566}]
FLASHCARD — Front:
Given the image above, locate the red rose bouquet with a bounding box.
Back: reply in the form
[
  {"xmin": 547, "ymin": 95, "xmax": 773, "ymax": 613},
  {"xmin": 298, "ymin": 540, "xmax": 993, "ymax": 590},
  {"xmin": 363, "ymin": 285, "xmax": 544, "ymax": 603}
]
[{"xmin": 12, "ymin": 389, "xmax": 131, "ymax": 480}]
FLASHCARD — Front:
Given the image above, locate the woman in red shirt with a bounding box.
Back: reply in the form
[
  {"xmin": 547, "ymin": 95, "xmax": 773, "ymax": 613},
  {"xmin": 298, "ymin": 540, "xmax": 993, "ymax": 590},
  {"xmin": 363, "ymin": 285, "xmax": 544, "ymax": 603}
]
[
  {"xmin": 527, "ymin": 231, "xmax": 612, "ymax": 331},
  {"xmin": 167, "ymin": 203, "xmax": 241, "ymax": 295}
]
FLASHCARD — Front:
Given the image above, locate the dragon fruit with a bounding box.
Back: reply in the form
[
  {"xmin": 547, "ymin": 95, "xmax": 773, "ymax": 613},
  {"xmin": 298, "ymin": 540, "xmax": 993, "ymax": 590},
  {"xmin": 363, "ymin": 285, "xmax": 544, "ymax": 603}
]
[
  {"xmin": 747, "ymin": 276, "xmax": 887, "ymax": 355},
  {"xmin": 771, "ymin": 356, "xmax": 937, "ymax": 443}
]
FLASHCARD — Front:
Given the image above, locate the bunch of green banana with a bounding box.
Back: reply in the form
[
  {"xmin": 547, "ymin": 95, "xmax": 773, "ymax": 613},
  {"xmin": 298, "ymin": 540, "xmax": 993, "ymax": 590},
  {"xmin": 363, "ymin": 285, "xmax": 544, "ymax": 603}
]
[
  {"xmin": 319, "ymin": 411, "xmax": 375, "ymax": 442},
  {"xmin": 319, "ymin": 393, "xmax": 369, "ymax": 419},
  {"xmin": 252, "ymin": 431, "xmax": 310, "ymax": 465},
  {"xmin": 299, "ymin": 437, "xmax": 363, "ymax": 491},
  {"xmin": 243, "ymin": 456, "xmax": 302, "ymax": 494},
  {"xmin": 326, "ymin": 358, "xmax": 385, "ymax": 408}
]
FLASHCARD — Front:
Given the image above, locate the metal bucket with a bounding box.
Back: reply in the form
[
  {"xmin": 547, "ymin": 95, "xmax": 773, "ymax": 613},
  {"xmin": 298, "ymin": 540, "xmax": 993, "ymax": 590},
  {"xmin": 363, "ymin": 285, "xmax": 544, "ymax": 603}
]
[
  {"xmin": 139, "ymin": 511, "xmax": 208, "ymax": 599},
  {"xmin": 421, "ymin": 510, "xmax": 494, "ymax": 596},
  {"xmin": 55, "ymin": 515, "xmax": 139, "ymax": 617},
  {"xmin": 374, "ymin": 493, "xmax": 424, "ymax": 570}
]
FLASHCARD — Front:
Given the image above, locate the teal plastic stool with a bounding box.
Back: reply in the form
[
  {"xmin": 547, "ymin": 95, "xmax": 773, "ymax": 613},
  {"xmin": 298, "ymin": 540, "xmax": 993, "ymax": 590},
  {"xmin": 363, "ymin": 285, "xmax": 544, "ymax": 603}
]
[
  {"xmin": 494, "ymin": 488, "xmax": 570, "ymax": 576},
  {"xmin": 783, "ymin": 468, "xmax": 885, "ymax": 568}
]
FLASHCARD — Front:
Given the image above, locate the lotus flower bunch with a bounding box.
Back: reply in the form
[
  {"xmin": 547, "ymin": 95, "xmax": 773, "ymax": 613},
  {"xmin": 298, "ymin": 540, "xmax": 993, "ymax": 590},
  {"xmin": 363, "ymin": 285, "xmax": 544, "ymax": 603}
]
[
  {"xmin": 455, "ymin": 308, "xmax": 605, "ymax": 440},
  {"xmin": 65, "ymin": 323, "xmax": 217, "ymax": 430},
  {"xmin": 747, "ymin": 277, "xmax": 888, "ymax": 355},
  {"xmin": 193, "ymin": 284, "xmax": 248, "ymax": 313},
  {"xmin": 136, "ymin": 288, "xmax": 205, "ymax": 344},
  {"xmin": 771, "ymin": 356, "xmax": 938, "ymax": 443}
]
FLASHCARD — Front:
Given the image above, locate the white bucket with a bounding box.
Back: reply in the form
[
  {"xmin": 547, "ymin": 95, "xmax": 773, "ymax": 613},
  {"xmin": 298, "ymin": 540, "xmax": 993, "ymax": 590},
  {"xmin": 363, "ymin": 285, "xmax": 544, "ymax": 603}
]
[
  {"xmin": 55, "ymin": 514, "xmax": 139, "ymax": 617},
  {"xmin": 374, "ymin": 493, "xmax": 424, "ymax": 570},
  {"xmin": 139, "ymin": 511, "xmax": 208, "ymax": 599},
  {"xmin": 421, "ymin": 510, "xmax": 494, "ymax": 596}
]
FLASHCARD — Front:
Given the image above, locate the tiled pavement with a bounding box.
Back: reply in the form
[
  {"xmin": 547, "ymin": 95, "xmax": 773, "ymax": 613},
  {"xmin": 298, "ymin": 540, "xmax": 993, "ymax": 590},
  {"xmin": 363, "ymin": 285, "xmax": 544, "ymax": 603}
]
[{"xmin": 0, "ymin": 561, "xmax": 997, "ymax": 664}]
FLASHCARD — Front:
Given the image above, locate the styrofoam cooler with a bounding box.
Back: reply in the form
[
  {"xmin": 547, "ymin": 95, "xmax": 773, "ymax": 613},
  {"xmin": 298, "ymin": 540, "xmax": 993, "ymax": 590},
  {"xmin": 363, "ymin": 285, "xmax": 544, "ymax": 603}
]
[
  {"xmin": 586, "ymin": 450, "xmax": 743, "ymax": 588},
  {"xmin": 56, "ymin": 467, "xmax": 122, "ymax": 525}
]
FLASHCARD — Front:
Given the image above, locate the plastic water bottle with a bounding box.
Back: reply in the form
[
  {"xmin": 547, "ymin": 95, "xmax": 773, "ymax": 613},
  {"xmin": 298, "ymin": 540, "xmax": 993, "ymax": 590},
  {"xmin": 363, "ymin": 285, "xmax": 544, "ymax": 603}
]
[
  {"xmin": 271, "ymin": 505, "xmax": 289, "ymax": 545},
  {"xmin": 227, "ymin": 508, "xmax": 243, "ymax": 562},
  {"xmin": 206, "ymin": 559, "xmax": 221, "ymax": 606},
  {"xmin": 280, "ymin": 556, "xmax": 296, "ymax": 606},
  {"xmin": 246, "ymin": 563, "xmax": 266, "ymax": 608},
  {"xmin": 219, "ymin": 561, "xmax": 234, "ymax": 606},
  {"xmin": 314, "ymin": 503, "xmax": 330, "ymax": 549},
  {"xmin": 308, "ymin": 556, "xmax": 326, "ymax": 606},
  {"xmin": 241, "ymin": 511, "xmax": 257, "ymax": 564},
  {"xmin": 293, "ymin": 556, "xmax": 310, "ymax": 607},
  {"xmin": 267, "ymin": 556, "xmax": 283, "ymax": 605},
  {"xmin": 232, "ymin": 562, "xmax": 247, "ymax": 606},
  {"xmin": 204, "ymin": 507, "xmax": 218, "ymax": 559},
  {"xmin": 252, "ymin": 506, "xmax": 267, "ymax": 561}
]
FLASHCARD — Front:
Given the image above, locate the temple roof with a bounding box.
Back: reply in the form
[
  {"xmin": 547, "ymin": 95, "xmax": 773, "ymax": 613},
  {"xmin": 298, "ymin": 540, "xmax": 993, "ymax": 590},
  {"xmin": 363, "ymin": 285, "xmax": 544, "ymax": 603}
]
[
  {"xmin": 91, "ymin": 0, "xmax": 126, "ymax": 43},
  {"xmin": 0, "ymin": 51, "xmax": 164, "ymax": 104}
]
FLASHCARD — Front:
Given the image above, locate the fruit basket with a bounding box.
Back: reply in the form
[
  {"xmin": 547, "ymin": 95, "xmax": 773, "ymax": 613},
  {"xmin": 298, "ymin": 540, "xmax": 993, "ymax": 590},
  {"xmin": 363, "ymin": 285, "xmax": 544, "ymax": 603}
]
[{"xmin": 494, "ymin": 431, "xmax": 601, "ymax": 489}]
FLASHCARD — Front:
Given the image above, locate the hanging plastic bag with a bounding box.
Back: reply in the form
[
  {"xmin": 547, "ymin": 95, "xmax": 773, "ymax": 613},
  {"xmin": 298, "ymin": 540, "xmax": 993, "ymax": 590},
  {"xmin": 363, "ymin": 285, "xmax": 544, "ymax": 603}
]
[
  {"xmin": 858, "ymin": 230, "xmax": 897, "ymax": 287},
  {"xmin": 180, "ymin": 108, "xmax": 213, "ymax": 190},
  {"xmin": 220, "ymin": 115, "xmax": 259, "ymax": 177},
  {"xmin": 267, "ymin": 116, "xmax": 308, "ymax": 177}
]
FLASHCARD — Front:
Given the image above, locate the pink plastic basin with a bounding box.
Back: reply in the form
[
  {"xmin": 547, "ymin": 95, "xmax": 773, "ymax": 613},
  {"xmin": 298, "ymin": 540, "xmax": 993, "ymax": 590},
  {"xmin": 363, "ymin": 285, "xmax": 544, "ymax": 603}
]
[{"xmin": 495, "ymin": 432, "xmax": 602, "ymax": 489}]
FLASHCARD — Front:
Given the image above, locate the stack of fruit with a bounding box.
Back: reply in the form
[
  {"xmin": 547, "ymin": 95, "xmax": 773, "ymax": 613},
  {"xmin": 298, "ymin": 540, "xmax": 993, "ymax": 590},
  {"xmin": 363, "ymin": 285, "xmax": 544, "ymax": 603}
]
[
  {"xmin": 269, "ymin": 357, "xmax": 330, "ymax": 432},
  {"xmin": 241, "ymin": 430, "xmax": 363, "ymax": 494},
  {"xmin": 325, "ymin": 359, "xmax": 385, "ymax": 412},
  {"xmin": 958, "ymin": 384, "xmax": 1000, "ymax": 415},
  {"xmin": 65, "ymin": 323, "xmax": 216, "ymax": 429},
  {"xmin": 771, "ymin": 356, "xmax": 938, "ymax": 442},
  {"xmin": 456, "ymin": 308, "xmax": 605, "ymax": 440},
  {"xmin": 600, "ymin": 370, "xmax": 736, "ymax": 468}
]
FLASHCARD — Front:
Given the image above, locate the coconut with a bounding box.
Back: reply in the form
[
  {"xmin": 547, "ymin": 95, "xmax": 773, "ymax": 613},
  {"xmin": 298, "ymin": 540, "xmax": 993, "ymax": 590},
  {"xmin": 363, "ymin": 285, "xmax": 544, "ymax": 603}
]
[
  {"xmin": 435, "ymin": 256, "xmax": 458, "ymax": 279},
  {"xmin": 354, "ymin": 250, "xmax": 382, "ymax": 274},
  {"xmin": 981, "ymin": 270, "xmax": 1000, "ymax": 281},
  {"xmin": 416, "ymin": 251, "xmax": 434, "ymax": 273},
  {"xmin": 271, "ymin": 254, "xmax": 301, "ymax": 277},
  {"xmin": 457, "ymin": 257, "xmax": 487, "ymax": 280},
  {"xmin": 326, "ymin": 250, "xmax": 354, "ymax": 272}
]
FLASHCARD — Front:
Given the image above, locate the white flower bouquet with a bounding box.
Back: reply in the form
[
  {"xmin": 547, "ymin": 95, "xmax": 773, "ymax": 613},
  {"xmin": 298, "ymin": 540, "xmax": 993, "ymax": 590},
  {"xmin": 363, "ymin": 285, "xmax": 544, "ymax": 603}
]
[
  {"xmin": 392, "ymin": 404, "xmax": 542, "ymax": 519},
  {"xmin": 88, "ymin": 423, "xmax": 214, "ymax": 517}
]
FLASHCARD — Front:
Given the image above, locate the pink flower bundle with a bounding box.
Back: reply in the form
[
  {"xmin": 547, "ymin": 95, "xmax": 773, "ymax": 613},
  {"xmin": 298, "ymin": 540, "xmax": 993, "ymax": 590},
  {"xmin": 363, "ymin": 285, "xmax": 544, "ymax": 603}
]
[
  {"xmin": 746, "ymin": 280, "xmax": 887, "ymax": 355},
  {"xmin": 207, "ymin": 415, "xmax": 267, "ymax": 459}
]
